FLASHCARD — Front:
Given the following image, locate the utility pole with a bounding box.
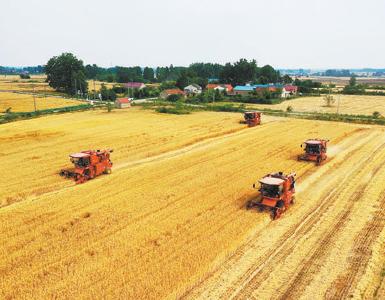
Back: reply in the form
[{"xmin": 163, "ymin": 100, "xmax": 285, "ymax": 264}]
[
  {"xmin": 337, "ymin": 94, "xmax": 341, "ymax": 114},
  {"xmin": 33, "ymin": 85, "xmax": 37, "ymax": 112},
  {"xmin": 93, "ymin": 79, "xmax": 96, "ymax": 99},
  {"xmin": 74, "ymin": 78, "xmax": 77, "ymax": 99}
]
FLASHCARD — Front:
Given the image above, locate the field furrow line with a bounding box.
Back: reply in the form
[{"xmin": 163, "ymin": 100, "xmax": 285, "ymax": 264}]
[
  {"xmin": 182, "ymin": 129, "xmax": 377, "ymax": 300},
  {"xmin": 324, "ymin": 196, "xmax": 385, "ymax": 299},
  {"xmin": 245, "ymin": 138, "xmax": 385, "ymax": 300}
]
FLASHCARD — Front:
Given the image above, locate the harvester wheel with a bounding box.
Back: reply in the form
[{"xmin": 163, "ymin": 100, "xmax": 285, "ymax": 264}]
[
  {"xmin": 246, "ymin": 200, "xmax": 256, "ymax": 210},
  {"xmin": 276, "ymin": 200, "xmax": 285, "ymax": 208},
  {"xmin": 104, "ymin": 168, "xmax": 112, "ymax": 174},
  {"xmin": 316, "ymin": 156, "xmax": 322, "ymax": 166},
  {"xmin": 291, "ymin": 197, "xmax": 296, "ymax": 204},
  {"xmin": 273, "ymin": 208, "xmax": 282, "ymax": 220}
]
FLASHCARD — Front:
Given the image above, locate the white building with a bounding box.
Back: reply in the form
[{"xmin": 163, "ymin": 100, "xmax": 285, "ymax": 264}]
[{"xmin": 184, "ymin": 84, "xmax": 202, "ymax": 95}]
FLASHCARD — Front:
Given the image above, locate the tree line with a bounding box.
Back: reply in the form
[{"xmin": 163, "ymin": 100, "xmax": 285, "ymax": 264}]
[
  {"xmin": 44, "ymin": 53, "xmax": 291, "ymax": 96},
  {"xmin": 85, "ymin": 59, "xmax": 284, "ymax": 87}
]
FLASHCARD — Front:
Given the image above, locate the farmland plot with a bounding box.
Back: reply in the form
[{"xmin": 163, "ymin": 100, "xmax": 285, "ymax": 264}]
[
  {"xmin": 0, "ymin": 109, "xmax": 384, "ymax": 299},
  {"xmin": 0, "ymin": 75, "xmax": 55, "ymax": 94},
  {"xmin": 247, "ymin": 94, "xmax": 385, "ymax": 116},
  {"xmin": 0, "ymin": 92, "xmax": 82, "ymax": 112}
]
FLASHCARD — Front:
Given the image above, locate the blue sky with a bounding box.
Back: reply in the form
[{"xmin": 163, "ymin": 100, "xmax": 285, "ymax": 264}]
[{"xmin": 1, "ymin": 0, "xmax": 384, "ymax": 68}]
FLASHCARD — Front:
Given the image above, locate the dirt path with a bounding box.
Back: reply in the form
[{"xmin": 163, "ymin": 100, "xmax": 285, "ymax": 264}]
[{"xmin": 182, "ymin": 129, "xmax": 385, "ymax": 300}]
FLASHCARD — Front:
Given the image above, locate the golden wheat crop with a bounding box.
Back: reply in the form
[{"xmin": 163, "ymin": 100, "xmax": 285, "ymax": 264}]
[
  {"xmin": 0, "ymin": 109, "xmax": 384, "ymax": 299},
  {"xmin": 0, "ymin": 75, "xmax": 117, "ymax": 94},
  {"xmin": 0, "ymin": 92, "xmax": 83, "ymax": 112},
  {"xmin": 87, "ymin": 80, "xmax": 116, "ymax": 92},
  {"xmin": 247, "ymin": 94, "xmax": 385, "ymax": 116}
]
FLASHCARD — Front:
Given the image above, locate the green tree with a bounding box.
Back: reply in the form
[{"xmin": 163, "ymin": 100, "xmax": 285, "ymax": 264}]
[
  {"xmin": 45, "ymin": 53, "xmax": 88, "ymax": 95},
  {"xmin": 257, "ymin": 65, "xmax": 280, "ymax": 83},
  {"xmin": 143, "ymin": 67, "xmax": 155, "ymax": 82},
  {"xmin": 176, "ymin": 72, "xmax": 190, "ymax": 89},
  {"xmin": 323, "ymin": 94, "xmax": 336, "ymax": 107},
  {"xmin": 85, "ymin": 64, "xmax": 99, "ymax": 79},
  {"xmin": 167, "ymin": 94, "xmax": 182, "ymax": 102},
  {"xmin": 100, "ymin": 84, "xmax": 117, "ymax": 101},
  {"xmin": 349, "ymin": 76, "xmax": 357, "ymax": 87},
  {"xmin": 219, "ymin": 59, "xmax": 258, "ymax": 86},
  {"xmin": 160, "ymin": 81, "xmax": 177, "ymax": 90},
  {"xmin": 282, "ymin": 75, "xmax": 293, "ymax": 84},
  {"xmin": 19, "ymin": 73, "xmax": 31, "ymax": 79}
]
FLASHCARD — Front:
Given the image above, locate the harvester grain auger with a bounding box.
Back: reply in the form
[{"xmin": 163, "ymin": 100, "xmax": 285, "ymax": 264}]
[
  {"xmin": 298, "ymin": 139, "xmax": 329, "ymax": 165},
  {"xmin": 247, "ymin": 172, "xmax": 296, "ymax": 219},
  {"xmin": 60, "ymin": 149, "xmax": 113, "ymax": 184}
]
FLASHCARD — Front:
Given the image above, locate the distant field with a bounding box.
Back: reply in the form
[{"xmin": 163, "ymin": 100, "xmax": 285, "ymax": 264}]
[
  {"xmin": 302, "ymin": 76, "xmax": 385, "ymax": 86},
  {"xmin": 87, "ymin": 80, "xmax": 116, "ymax": 92},
  {"xmin": 0, "ymin": 75, "xmax": 118, "ymax": 93},
  {"xmin": 245, "ymin": 94, "xmax": 385, "ymax": 116},
  {"xmin": 0, "ymin": 74, "xmax": 55, "ymax": 94},
  {"xmin": 0, "ymin": 92, "xmax": 83, "ymax": 112}
]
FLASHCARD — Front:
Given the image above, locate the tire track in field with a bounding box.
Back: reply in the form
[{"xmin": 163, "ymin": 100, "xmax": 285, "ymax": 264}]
[
  {"xmin": 234, "ymin": 136, "xmax": 385, "ymax": 300},
  {"xmin": 3, "ymin": 123, "xmax": 261, "ymax": 210},
  {"xmin": 182, "ymin": 129, "xmax": 377, "ymax": 300},
  {"xmin": 232, "ymin": 146, "xmax": 384, "ymax": 300},
  {"xmin": 0, "ymin": 121, "xmax": 291, "ymax": 285},
  {"xmin": 324, "ymin": 196, "xmax": 385, "ymax": 299},
  {"xmin": 113, "ymin": 120, "xmax": 282, "ymax": 171}
]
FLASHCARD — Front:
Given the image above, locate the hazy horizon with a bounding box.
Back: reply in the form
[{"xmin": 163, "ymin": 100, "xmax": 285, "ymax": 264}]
[{"xmin": 1, "ymin": 0, "xmax": 385, "ymax": 69}]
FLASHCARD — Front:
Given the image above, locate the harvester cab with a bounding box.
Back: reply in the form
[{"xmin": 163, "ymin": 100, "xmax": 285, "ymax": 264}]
[
  {"xmin": 298, "ymin": 139, "xmax": 329, "ymax": 165},
  {"xmin": 60, "ymin": 149, "xmax": 113, "ymax": 184},
  {"xmin": 247, "ymin": 172, "xmax": 296, "ymax": 219},
  {"xmin": 243, "ymin": 111, "xmax": 261, "ymax": 127}
]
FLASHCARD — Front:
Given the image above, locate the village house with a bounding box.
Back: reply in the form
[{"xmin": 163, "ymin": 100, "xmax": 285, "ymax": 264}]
[
  {"xmin": 184, "ymin": 84, "xmax": 202, "ymax": 95},
  {"xmin": 115, "ymin": 98, "xmax": 131, "ymax": 109},
  {"xmin": 206, "ymin": 84, "xmax": 233, "ymax": 93},
  {"xmin": 234, "ymin": 84, "xmax": 295, "ymax": 97},
  {"xmin": 233, "ymin": 85, "xmax": 255, "ymax": 95},
  {"xmin": 160, "ymin": 89, "xmax": 185, "ymax": 99},
  {"xmin": 124, "ymin": 82, "xmax": 146, "ymax": 90},
  {"xmin": 281, "ymin": 85, "xmax": 298, "ymax": 98}
]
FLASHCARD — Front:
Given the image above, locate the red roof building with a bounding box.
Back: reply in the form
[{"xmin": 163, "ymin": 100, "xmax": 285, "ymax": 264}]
[
  {"xmin": 115, "ymin": 98, "xmax": 131, "ymax": 108},
  {"xmin": 124, "ymin": 82, "xmax": 146, "ymax": 89},
  {"xmin": 283, "ymin": 85, "xmax": 298, "ymax": 93},
  {"xmin": 281, "ymin": 85, "xmax": 298, "ymax": 98},
  {"xmin": 206, "ymin": 84, "xmax": 233, "ymax": 92},
  {"xmin": 160, "ymin": 89, "xmax": 185, "ymax": 99}
]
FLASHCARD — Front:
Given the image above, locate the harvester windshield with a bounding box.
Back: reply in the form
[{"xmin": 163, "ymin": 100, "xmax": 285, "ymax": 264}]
[
  {"xmin": 70, "ymin": 155, "xmax": 90, "ymax": 167},
  {"xmin": 244, "ymin": 112, "xmax": 255, "ymax": 119},
  {"xmin": 260, "ymin": 183, "xmax": 283, "ymax": 198},
  {"xmin": 305, "ymin": 143, "xmax": 321, "ymax": 154}
]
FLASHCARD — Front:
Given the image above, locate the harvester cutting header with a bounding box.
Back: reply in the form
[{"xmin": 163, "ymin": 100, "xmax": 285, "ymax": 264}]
[{"xmin": 60, "ymin": 149, "xmax": 113, "ymax": 184}]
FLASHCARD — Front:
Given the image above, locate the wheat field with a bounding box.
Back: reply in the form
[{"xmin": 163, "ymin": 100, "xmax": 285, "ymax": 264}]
[
  {"xmin": 248, "ymin": 94, "xmax": 385, "ymax": 116},
  {"xmin": 1, "ymin": 108, "xmax": 384, "ymax": 299},
  {"xmin": 0, "ymin": 92, "xmax": 83, "ymax": 112}
]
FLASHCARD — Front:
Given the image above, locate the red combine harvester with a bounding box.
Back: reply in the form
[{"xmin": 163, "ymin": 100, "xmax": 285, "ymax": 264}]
[
  {"xmin": 298, "ymin": 139, "xmax": 329, "ymax": 165},
  {"xmin": 60, "ymin": 149, "xmax": 113, "ymax": 184},
  {"xmin": 243, "ymin": 111, "xmax": 261, "ymax": 127},
  {"xmin": 247, "ymin": 172, "xmax": 296, "ymax": 219}
]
